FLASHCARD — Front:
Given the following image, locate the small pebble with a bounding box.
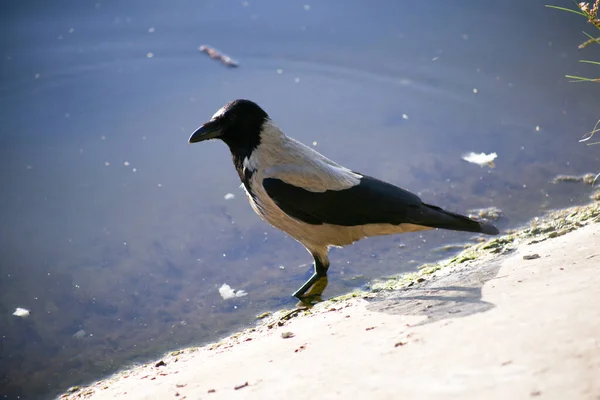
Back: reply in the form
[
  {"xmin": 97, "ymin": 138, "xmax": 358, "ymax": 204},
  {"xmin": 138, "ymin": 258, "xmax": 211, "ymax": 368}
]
[{"xmin": 523, "ymin": 254, "xmax": 540, "ymax": 260}]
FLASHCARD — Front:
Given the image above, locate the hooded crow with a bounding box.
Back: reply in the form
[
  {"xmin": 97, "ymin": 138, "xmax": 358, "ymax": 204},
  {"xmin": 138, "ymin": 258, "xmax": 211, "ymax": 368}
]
[{"xmin": 189, "ymin": 99, "xmax": 499, "ymax": 306}]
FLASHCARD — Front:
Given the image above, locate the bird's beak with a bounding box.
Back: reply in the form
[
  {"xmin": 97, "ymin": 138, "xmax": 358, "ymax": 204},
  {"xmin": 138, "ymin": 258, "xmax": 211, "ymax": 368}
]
[{"xmin": 188, "ymin": 120, "xmax": 222, "ymax": 143}]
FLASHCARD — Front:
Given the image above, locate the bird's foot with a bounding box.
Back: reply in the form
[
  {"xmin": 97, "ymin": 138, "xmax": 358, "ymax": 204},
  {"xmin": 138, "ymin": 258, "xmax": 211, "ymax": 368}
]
[{"xmin": 294, "ymin": 275, "xmax": 328, "ymax": 307}]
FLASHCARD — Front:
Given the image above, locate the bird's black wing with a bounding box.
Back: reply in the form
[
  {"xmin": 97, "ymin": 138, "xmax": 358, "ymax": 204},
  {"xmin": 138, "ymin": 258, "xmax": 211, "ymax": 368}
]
[
  {"xmin": 263, "ymin": 175, "xmax": 423, "ymax": 226},
  {"xmin": 262, "ymin": 175, "xmax": 499, "ymax": 235}
]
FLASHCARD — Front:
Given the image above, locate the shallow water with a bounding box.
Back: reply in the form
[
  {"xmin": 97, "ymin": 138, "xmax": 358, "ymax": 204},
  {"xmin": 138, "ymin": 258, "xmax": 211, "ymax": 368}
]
[{"xmin": 1, "ymin": 0, "xmax": 599, "ymax": 398}]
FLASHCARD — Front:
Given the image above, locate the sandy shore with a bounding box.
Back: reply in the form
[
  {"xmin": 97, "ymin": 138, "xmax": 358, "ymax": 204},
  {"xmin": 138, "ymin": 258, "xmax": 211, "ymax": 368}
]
[{"xmin": 60, "ymin": 203, "xmax": 599, "ymax": 400}]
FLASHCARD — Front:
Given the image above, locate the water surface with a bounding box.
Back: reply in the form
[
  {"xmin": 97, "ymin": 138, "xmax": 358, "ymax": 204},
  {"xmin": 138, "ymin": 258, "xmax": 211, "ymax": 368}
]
[{"xmin": 1, "ymin": 1, "xmax": 599, "ymax": 398}]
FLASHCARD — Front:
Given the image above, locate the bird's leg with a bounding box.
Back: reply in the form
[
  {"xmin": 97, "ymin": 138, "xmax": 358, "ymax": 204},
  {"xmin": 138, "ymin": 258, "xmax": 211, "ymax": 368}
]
[{"xmin": 293, "ymin": 254, "xmax": 330, "ymax": 307}]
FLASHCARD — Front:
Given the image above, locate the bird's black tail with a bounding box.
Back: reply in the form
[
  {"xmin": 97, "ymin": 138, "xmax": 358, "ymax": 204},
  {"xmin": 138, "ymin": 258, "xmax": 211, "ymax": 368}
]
[{"xmin": 413, "ymin": 203, "xmax": 499, "ymax": 235}]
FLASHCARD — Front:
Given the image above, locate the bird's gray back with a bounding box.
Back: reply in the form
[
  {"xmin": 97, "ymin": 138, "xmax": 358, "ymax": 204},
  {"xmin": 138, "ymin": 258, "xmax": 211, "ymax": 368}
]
[{"xmin": 245, "ymin": 121, "xmax": 362, "ymax": 192}]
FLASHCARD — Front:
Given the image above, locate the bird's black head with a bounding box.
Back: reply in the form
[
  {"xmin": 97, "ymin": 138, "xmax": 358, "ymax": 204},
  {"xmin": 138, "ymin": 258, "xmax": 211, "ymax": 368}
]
[{"xmin": 188, "ymin": 99, "xmax": 268, "ymax": 156}]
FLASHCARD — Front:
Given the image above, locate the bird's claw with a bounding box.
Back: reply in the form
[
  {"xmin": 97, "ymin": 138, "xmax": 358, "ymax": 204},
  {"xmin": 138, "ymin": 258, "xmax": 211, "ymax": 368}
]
[
  {"xmin": 295, "ymin": 294, "xmax": 322, "ymax": 308},
  {"xmin": 293, "ymin": 275, "xmax": 328, "ymax": 306},
  {"xmin": 280, "ymin": 280, "xmax": 327, "ymax": 322}
]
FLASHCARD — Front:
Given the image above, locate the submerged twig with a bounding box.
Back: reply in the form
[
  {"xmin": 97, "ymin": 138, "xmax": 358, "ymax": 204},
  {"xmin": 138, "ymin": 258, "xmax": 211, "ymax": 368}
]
[
  {"xmin": 580, "ymin": 119, "xmax": 600, "ymax": 143},
  {"xmin": 199, "ymin": 45, "xmax": 239, "ymax": 68}
]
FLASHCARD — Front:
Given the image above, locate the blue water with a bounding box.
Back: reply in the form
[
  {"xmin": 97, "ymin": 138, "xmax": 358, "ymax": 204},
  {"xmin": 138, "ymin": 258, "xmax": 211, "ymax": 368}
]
[{"xmin": 1, "ymin": 0, "xmax": 599, "ymax": 398}]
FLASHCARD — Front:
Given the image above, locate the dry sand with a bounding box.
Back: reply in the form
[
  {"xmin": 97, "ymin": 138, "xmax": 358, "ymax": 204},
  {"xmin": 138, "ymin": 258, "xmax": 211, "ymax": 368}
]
[{"xmin": 60, "ymin": 208, "xmax": 600, "ymax": 400}]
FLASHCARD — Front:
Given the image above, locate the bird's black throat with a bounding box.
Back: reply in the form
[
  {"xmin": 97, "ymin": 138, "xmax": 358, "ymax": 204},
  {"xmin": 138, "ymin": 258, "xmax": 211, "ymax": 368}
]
[
  {"xmin": 226, "ymin": 142, "xmax": 257, "ymax": 183},
  {"xmin": 220, "ymin": 120, "xmax": 263, "ymax": 182},
  {"xmin": 223, "ymin": 138, "xmax": 261, "ymax": 202}
]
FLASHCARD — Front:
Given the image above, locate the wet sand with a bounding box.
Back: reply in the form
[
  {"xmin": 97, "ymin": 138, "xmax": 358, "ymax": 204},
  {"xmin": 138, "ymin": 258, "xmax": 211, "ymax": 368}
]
[{"xmin": 59, "ymin": 202, "xmax": 600, "ymax": 400}]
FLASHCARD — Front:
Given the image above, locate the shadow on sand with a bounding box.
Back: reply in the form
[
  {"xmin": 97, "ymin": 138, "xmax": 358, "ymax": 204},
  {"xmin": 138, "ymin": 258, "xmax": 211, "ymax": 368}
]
[{"xmin": 365, "ymin": 255, "xmax": 512, "ymax": 325}]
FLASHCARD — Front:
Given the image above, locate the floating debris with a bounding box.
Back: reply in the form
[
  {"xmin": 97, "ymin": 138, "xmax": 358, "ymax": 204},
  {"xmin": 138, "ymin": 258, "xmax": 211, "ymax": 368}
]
[
  {"xmin": 146, "ymin": 52, "xmax": 154, "ymax": 58},
  {"xmin": 462, "ymin": 152, "xmax": 497, "ymax": 168},
  {"xmin": 12, "ymin": 307, "xmax": 30, "ymax": 318},
  {"xmin": 73, "ymin": 329, "xmax": 86, "ymax": 339},
  {"xmin": 199, "ymin": 45, "xmax": 238, "ymax": 67},
  {"xmin": 219, "ymin": 283, "xmax": 248, "ymax": 300},
  {"xmin": 224, "ymin": 193, "xmax": 235, "ymax": 200},
  {"xmin": 551, "ymin": 173, "xmax": 597, "ymax": 186},
  {"xmin": 432, "ymin": 244, "xmax": 471, "ymax": 253},
  {"xmin": 468, "ymin": 206, "xmax": 504, "ymax": 221}
]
